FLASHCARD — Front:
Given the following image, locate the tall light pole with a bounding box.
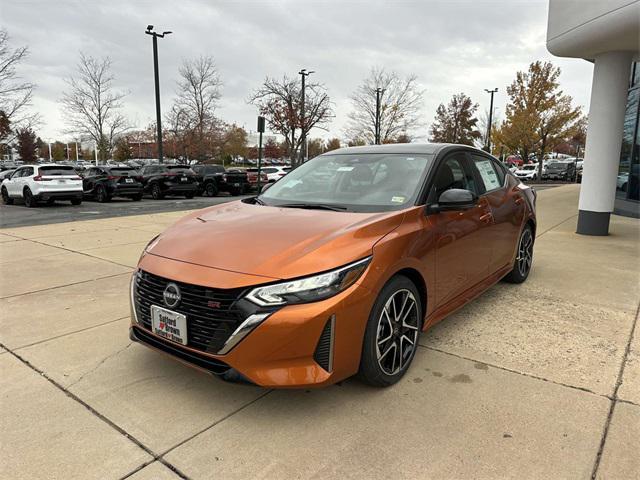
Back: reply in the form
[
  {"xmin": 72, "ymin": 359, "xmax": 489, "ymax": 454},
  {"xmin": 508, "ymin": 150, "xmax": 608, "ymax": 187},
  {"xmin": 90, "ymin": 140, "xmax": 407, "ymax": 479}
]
[
  {"xmin": 375, "ymin": 88, "xmax": 385, "ymax": 145},
  {"xmin": 145, "ymin": 25, "xmax": 172, "ymax": 164},
  {"xmin": 298, "ymin": 69, "xmax": 314, "ymax": 164},
  {"xmin": 484, "ymin": 88, "xmax": 498, "ymax": 153}
]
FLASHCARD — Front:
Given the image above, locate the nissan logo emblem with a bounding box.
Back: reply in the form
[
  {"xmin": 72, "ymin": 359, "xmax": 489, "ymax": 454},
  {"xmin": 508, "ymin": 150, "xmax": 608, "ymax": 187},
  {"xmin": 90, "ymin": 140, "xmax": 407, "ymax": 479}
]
[{"xmin": 163, "ymin": 283, "xmax": 181, "ymax": 308}]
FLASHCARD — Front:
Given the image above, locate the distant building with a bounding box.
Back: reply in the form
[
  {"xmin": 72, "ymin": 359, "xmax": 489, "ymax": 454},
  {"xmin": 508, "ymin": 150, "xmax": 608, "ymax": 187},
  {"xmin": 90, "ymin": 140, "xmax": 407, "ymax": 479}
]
[{"xmin": 547, "ymin": 0, "xmax": 639, "ymax": 233}]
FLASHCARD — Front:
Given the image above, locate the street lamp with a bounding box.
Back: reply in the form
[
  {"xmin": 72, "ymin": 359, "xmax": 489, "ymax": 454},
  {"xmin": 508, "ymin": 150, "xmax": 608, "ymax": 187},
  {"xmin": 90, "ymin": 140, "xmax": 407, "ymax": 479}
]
[
  {"xmin": 375, "ymin": 88, "xmax": 385, "ymax": 145},
  {"xmin": 484, "ymin": 88, "xmax": 498, "ymax": 153},
  {"xmin": 145, "ymin": 25, "xmax": 172, "ymax": 164},
  {"xmin": 298, "ymin": 69, "xmax": 314, "ymax": 164}
]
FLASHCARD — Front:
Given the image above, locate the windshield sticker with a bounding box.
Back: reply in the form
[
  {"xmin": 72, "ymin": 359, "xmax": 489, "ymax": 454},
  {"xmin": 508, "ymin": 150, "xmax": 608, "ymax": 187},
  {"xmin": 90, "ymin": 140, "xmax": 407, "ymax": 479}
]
[
  {"xmin": 337, "ymin": 166, "xmax": 354, "ymax": 172},
  {"xmin": 391, "ymin": 196, "xmax": 405, "ymax": 203}
]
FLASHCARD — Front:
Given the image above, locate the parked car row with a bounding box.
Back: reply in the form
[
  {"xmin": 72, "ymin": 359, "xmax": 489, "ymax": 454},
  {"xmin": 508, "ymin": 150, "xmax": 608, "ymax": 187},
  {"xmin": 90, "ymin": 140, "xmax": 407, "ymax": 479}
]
[{"xmin": 1, "ymin": 162, "xmax": 292, "ymax": 207}]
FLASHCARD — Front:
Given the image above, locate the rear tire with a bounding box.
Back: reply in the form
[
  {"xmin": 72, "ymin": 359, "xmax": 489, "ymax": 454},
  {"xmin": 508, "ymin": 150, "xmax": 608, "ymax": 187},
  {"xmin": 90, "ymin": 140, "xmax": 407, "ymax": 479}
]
[
  {"xmin": 151, "ymin": 183, "xmax": 164, "ymax": 200},
  {"xmin": 358, "ymin": 275, "xmax": 422, "ymax": 387},
  {"xmin": 23, "ymin": 188, "xmax": 37, "ymax": 208},
  {"xmin": 1, "ymin": 187, "xmax": 13, "ymax": 205},
  {"xmin": 503, "ymin": 225, "xmax": 534, "ymax": 284}
]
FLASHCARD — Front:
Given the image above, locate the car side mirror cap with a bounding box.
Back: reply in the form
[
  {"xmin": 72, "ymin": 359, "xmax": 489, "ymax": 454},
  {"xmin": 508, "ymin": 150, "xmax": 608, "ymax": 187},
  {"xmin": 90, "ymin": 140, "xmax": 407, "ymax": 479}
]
[{"xmin": 427, "ymin": 189, "xmax": 477, "ymax": 214}]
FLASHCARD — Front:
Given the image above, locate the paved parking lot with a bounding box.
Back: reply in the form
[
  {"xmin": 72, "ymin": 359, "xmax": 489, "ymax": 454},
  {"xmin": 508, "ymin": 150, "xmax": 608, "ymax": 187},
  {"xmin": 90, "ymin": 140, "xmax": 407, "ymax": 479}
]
[
  {"xmin": 1, "ymin": 184, "xmax": 638, "ymax": 479},
  {"xmin": 0, "ymin": 195, "xmax": 247, "ymax": 228}
]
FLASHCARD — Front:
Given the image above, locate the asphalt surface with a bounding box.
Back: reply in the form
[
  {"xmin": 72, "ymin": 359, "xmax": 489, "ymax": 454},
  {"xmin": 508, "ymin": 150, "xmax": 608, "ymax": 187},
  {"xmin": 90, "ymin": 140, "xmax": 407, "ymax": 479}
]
[
  {"xmin": 0, "ymin": 194, "xmax": 245, "ymax": 228},
  {"xmin": 1, "ymin": 184, "xmax": 560, "ymax": 228}
]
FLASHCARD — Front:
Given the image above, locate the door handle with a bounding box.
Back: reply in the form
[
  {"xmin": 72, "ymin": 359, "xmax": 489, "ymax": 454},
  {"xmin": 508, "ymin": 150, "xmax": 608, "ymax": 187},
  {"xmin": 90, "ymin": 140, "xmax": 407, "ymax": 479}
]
[{"xmin": 479, "ymin": 212, "xmax": 493, "ymax": 223}]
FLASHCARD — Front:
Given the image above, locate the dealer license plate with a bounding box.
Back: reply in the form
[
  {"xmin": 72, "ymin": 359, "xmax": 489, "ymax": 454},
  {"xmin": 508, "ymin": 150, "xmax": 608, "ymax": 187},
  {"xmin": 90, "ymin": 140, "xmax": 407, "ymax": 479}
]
[
  {"xmin": 125, "ymin": 178, "xmax": 133, "ymax": 183},
  {"xmin": 151, "ymin": 305, "xmax": 187, "ymax": 345}
]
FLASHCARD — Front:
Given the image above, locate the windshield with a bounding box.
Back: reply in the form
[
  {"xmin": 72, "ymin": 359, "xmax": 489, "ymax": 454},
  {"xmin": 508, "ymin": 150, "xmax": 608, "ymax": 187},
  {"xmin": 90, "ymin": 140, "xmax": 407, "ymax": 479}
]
[
  {"xmin": 548, "ymin": 163, "xmax": 567, "ymax": 170},
  {"xmin": 259, "ymin": 153, "xmax": 433, "ymax": 212},
  {"xmin": 108, "ymin": 167, "xmax": 138, "ymax": 175},
  {"xmin": 522, "ymin": 165, "xmax": 536, "ymax": 170}
]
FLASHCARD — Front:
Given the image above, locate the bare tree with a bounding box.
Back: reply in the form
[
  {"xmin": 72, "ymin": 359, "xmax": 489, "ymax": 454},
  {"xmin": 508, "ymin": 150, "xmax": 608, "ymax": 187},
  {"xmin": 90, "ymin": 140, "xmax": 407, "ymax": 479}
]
[
  {"xmin": 476, "ymin": 108, "xmax": 500, "ymax": 150},
  {"xmin": 249, "ymin": 75, "xmax": 332, "ymax": 166},
  {"xmin": 0, "ymin": 29, "xmax": 38, "ymax": 140},
  {"xmin": 344, "ymin": 67, "xmax": 424, "ymax": 144},
  {"xmin": 170, "ymin": 55, "xmax": 222, "ymax": 160},
  {"xmin": 61, "ymin": 53, "xmax": 128, "ymax": 160}
]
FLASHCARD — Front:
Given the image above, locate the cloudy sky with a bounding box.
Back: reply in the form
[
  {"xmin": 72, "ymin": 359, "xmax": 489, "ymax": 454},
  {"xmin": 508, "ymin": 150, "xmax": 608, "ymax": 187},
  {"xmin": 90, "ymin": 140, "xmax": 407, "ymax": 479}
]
[{"xmin": 4, "ymin": 0, "xmax": 593, "ymax": 142}]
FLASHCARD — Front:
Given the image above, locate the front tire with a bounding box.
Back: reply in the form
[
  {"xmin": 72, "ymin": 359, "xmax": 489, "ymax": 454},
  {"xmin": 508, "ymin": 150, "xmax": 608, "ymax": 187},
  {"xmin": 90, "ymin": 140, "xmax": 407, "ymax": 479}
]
[
  {"xmin": 1, "ymin": 187, "xmax": 13, "ymax": 205},
  {"xmin": 96, "ymin": 185, "xmax": 111, "ymax": 203},
  {"xmin": 358, "ymin": 276, "xmax": 422, "ymax": 387},
  {"xmin": 23, "ymin": 188, "xmax": 37, "ymax": 208},
  {"xmin": 503, "ymin": 225, "xmax": 534, "ymax": 284},
  {"xmin": 204, "ymin": 181, "xmax": 218, "ymax": 197}
]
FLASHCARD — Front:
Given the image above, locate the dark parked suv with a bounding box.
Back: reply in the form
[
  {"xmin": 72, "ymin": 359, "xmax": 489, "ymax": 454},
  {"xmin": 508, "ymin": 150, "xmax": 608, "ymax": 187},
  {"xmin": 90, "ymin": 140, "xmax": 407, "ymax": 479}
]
[
  {"xmin": 543, "ymin": 161, "xmax": 576, "ymax": 181},
  {"xmin": 82, "ymin": 166, "xmax": 143, "ymax": 202},
  {"xmin": 191, "ymin": 164, "xmax": 250, "ymax": 196},
  {"xmin": 139, "ymin": 164, "xmax": 198, "ymax": 199}
]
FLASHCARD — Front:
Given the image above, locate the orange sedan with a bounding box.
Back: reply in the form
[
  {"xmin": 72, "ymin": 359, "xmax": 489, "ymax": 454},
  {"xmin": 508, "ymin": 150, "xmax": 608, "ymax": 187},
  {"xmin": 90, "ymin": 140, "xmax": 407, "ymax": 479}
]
[{"xmin": 130, "ymin": 144, "xmax": 536, "ymax": 387}]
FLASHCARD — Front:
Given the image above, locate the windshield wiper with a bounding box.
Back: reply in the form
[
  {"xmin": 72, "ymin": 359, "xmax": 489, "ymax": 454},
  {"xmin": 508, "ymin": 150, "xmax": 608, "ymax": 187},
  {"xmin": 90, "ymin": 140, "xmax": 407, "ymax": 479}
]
[
  {"xmin": 277, "ymin": 203, "xmax": 348, "ymax": 212},
  {"xmin": 253, "ymin": 196, "xmax": 266, "ymax": 205}
]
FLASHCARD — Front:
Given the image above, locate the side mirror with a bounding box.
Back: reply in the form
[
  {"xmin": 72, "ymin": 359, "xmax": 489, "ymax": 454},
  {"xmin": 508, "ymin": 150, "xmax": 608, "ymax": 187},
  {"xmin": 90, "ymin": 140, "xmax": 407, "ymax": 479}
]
[
  {"xmin": 260, "ymin": 183, "xmax": 272, "ymax": 193},
  {"xmin": 427, "ymin": 189, "xmax": 477, "ymax": 214}
]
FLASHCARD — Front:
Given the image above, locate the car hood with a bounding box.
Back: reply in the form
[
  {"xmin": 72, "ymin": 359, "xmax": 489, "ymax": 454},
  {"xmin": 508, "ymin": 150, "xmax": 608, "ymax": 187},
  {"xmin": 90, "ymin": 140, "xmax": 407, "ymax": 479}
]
[{"xmin": 146, "ymin": 200, "xmax": 405, "ymax": 280}]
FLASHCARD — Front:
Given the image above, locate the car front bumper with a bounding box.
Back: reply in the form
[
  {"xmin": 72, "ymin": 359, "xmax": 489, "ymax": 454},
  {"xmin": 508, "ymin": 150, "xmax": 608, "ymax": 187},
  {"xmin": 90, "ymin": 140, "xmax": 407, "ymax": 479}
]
[{"xmin": 129, "ymin": 256, "xmax": 377, "ymax": 388}]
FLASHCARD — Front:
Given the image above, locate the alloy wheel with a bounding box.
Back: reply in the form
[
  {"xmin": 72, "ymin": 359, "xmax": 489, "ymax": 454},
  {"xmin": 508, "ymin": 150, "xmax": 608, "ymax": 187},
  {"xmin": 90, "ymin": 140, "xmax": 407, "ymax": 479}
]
[
  {"xmin": 375, "ymin": 289, "xmax": 419, "ymax": 376},
  {"xmin": 516, "ymin": 228, "xmax": 533, "ymax": 277},
  {"xmin": 24, "ymin": 188, "xmax": 35, "ymax": 207}
]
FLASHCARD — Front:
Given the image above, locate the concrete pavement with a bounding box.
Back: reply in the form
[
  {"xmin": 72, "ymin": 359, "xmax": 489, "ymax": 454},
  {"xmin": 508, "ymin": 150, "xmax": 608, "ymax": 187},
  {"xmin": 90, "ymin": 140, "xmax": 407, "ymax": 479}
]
[{"xmin": 1, "ymin": 184, "xmax": 638, "ymax": 479}]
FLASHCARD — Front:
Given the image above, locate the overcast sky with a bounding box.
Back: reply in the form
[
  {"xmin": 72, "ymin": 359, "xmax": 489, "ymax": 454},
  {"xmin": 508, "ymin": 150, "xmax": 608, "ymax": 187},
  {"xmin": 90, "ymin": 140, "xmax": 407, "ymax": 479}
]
[{"xmin": 3, "ymin": 0, "xmax": 594, "ymax": 142}]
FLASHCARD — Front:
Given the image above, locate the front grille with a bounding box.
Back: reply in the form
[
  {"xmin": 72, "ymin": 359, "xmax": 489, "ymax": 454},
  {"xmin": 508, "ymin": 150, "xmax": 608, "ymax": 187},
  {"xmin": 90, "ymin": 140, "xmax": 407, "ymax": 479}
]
[
  {"xmin": 313, "ymin": 316, "xmax": 335, "ymax": 372},
  {"xmin": 134, "ymin": 270, "xmax": 246, "ymax": 353}
]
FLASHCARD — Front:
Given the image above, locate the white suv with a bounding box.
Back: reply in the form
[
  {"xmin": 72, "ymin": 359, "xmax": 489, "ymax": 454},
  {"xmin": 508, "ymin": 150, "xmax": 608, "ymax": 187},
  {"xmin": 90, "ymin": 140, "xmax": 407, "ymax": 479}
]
[
  {"xmin": 262, "ymin": 166, "xmax": 290, "ymax": 183},
  {"xmin": 514, "ymin": 164, "xmax": 539, "ymax": 181},
  {"xmin": 1, "ymin": 164, "xmax": 83, "ymax": 207}
]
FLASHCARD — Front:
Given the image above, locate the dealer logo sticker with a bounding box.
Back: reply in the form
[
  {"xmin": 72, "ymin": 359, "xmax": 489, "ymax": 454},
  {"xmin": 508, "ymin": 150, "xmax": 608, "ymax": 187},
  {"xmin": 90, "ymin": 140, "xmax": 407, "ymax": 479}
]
[{"xmin": 163, "ymin": 283, "xmax": 181, "ymax": 308}]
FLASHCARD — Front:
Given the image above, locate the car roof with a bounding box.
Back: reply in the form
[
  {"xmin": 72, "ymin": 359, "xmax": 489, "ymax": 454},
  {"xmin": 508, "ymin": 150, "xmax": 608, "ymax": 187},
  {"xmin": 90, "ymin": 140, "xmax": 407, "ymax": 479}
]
[{"xmin": 324, "ymin": 142, "xmax": 467, "ymax": 156}]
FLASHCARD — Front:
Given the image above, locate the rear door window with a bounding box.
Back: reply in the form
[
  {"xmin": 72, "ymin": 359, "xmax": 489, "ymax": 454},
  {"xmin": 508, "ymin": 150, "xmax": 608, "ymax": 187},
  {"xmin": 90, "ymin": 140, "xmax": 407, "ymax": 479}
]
[{"xmin": 470, "ymin": 155, "xmax": 503, "ymax": 193}]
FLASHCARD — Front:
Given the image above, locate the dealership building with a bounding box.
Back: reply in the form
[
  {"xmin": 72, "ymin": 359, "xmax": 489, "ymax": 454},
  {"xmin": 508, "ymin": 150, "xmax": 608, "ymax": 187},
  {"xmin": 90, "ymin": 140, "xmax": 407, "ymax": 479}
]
[{"xmin": 547, "ymin": 0, "xmax": 640, "ymax": 234}]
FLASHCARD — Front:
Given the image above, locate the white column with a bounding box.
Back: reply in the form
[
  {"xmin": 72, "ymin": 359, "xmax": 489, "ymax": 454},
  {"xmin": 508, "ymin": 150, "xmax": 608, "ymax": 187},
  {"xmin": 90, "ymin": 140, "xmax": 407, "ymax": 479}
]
[{"xmin": 577, "ymin": 51, "xmax": 633, "ymax": 235}]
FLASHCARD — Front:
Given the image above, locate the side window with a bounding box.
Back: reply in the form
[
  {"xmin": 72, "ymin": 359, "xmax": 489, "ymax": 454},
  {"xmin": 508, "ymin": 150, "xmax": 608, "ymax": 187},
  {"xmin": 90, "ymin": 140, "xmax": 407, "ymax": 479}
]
[
  {"xmin": 471, "ymin": 154, "xmax": 503, "ymax": 192},
  {"xmin": 23, "ymin": 167, "xmax": 34, "ymax": 177},
  {"xmin": 431, "ymin": 153, "xmax": 478, "ymax": 200},
  {"xmin": 491, "ymin": 160, "xmax": 506, "ymax": 185},
  {"xmin": 11, "ymin": 168, "xmax": 24, "ymax": 178}
]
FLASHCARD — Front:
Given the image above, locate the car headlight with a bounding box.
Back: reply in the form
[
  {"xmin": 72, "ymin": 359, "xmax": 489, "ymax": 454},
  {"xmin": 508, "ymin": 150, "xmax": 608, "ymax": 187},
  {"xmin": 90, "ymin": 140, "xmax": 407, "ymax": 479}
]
[{"xmin": 245, "ymin": 256, "xmax": 371, "ymax": 307}]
